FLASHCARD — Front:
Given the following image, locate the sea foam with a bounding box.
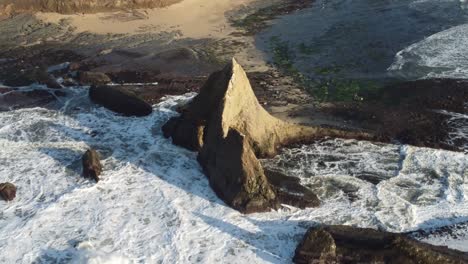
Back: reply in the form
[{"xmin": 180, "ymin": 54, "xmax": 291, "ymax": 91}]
[{"xmin": 0, "ymin": 87, "xmax": 467, "ymax": 263}]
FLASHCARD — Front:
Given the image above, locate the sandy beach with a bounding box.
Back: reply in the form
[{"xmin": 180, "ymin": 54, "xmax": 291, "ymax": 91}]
[{"xmin": 35, "ymin": 0, "xmax": 270, "ymax": 38}]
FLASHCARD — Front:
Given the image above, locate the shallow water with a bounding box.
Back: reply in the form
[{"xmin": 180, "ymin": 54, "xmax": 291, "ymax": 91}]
[
  {"xmin": 0, "ymin": 88, "xmax": 467, "ymax": 263},
  {"xmin": 257, "ymin": 0, "xmax": 468, "ymax": 81}
]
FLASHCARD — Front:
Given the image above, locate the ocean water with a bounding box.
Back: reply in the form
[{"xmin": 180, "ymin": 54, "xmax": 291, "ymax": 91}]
[
  {"xmin": 256, "ymin": 0, "xmax": 468, "ymax": 81},
  {"xmin": 0, "ymin": 86, "xmax": 467, "ymax": 263}
]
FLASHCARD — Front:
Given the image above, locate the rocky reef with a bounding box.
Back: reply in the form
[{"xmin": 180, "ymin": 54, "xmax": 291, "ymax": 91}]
[
  {"xmin": 294, "ymin": 225, "xmax": 468, "ymax": 264},
  {"xmin": 0, "ymin": 0, "xmax": 182, "ymax": 15},
  {"xmin": 163, "ymin": 58, "xmax": 372, "ymax": 213}
]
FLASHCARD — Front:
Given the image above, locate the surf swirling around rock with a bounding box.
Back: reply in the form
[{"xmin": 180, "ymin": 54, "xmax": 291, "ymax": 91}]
[{"xmin": 163, "ymin": 58, "xmax": 373, "ymax": 213}]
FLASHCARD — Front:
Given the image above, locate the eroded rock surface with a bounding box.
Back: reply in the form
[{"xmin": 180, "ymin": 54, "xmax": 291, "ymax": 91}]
[
  {"xmin": 82, "ymin": 149, "xmax": 102, "ymax": 182},
  {"xmin": 294, "ymin": 225, "xmax": 468, "ymax": 264},
  {"xmin": 0, "ymin": 182, "xmax": 16, "ymax": 201},
  {"xmin": 163, "ymin": 58, "xmax": 371, "ymax": 213}
]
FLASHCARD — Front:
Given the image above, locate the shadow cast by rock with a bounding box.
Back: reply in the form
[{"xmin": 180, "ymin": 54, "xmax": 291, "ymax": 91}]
[{"xmin": 194, "ymin": 212, "xmax": 315, "ymax": 263}]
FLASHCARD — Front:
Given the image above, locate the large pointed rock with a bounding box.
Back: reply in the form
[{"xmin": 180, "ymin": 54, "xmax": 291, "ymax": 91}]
[
  {"xmin": 164, "ymin": 58, "xmax": 370, "ymax": 156},
  {"xmin": 163, "ymin": 59, "xmax": 371, "ymax": 213}
]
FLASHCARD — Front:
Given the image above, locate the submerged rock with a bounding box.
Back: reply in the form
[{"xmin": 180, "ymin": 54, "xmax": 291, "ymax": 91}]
[
  {"xmin": 78, "ymin": 71, "xmax": 111, "ymax": 86},
  {"xmin": 0, "ymin": 182, "xmax": 16, "ymax": 201},
  {"xmin": 163, "ymin": 58, "xmax": 371, "ymax": 213},
  {"xmin": 89, "ymin": 85, "xmax": 153, "ymax": 117},
  {"xmin": 294, "ymin": 225, "xmax": 468, "ymax": 264},
  {"xmin": 82, "ymin": 149, "xmax": 102, "ymax": 182}
]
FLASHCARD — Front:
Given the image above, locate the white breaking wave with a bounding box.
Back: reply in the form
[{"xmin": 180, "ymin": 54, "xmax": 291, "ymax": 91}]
[
  {"xmin": 0, "ymin": 87, "xmax": 467, "ymax": 263},
  {"xmin": 388, "ymin": 23, "xmax": 468, "ymax": 79}
]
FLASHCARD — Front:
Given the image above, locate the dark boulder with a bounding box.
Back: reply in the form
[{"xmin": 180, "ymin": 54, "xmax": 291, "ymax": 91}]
[
  {"xmin": 89, "ymin": 85, "xmax": 153, "ymax": 116},
  {"xmin": 82, "ymin": 149, "xmax": 102, "ymax": 182},
  {"xmin": 78, "ymin": 71, "xmax": 111, "ymax": 86},
  {"xmin": 0, "ymin": 182, "xmax": 16, "ymax": 201},
  {"xmin": 294, "ymin": 225, "xmax": 468, "ymax": 264}
]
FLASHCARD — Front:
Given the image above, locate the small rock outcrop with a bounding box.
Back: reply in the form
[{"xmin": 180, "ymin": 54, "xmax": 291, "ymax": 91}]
[
  {"xmin": 89, "ymin": 85, "xmax": 153, "ymax": 117},
  {"xmin": 163, "ymin": 58, "xmax": 371, "ymax": 213},
  {"xmin": 82, "ymin": 149, "xmax": 102, "ymax": 182},
  {"xmin": 78, "ymin": 71, "xmax": 111, "ymax": 86},
  {"xmin": 294, "ymin": 225, "xmax": 468, "ymax": 264},
  {"xmin": 0, "ymin": 182, "xmax": 16, "ymax": 201}
]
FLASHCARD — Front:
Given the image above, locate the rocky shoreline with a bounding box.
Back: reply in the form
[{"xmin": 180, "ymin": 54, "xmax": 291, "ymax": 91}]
[{"xmin": 1, "ymin": 0, "xmax": 468, "ymax": 263}]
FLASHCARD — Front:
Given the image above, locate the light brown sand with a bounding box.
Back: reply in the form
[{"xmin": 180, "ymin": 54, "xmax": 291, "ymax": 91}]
[{"xmin": 36, "ymin": 0, "xmax": 254, "ymax": 39}]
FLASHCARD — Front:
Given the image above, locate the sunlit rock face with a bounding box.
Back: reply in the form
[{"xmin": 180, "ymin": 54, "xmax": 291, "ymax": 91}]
[
  {"xmin": 162, "ymin": 59, "xmax": 371, "ymax": 213},
  {"xmin": 0, "ymin": 0, "xmax": 182, "ymax": 14}
]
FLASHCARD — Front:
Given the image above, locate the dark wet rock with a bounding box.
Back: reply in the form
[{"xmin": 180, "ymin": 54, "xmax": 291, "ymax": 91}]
[
  {"xmin": 2, "ymin": 67, "xmax": 60, "ymax": 88},
  {"xmin": 106, "ymin": 70, "xmax": 162, "ymax": 84},
  {"xmin": 0, "ymin": 182, "xmax": 16, "ymax": 201},
  {"xmin": 0, "ymin": 48, "xmax": 82, "ymax": 88},
  {"xmin": 106, "ymin": 71, "xmax": 204, "ymax": 105},
  {"xmin": 294, "ymin": 225, "xmax": 468, "ymax": 264},
  {"xmin": 265, "ymin": 169, "xmax": 320, "ymax": 209},
  {"xmin": 89, "ymin": 85, "xmax": 153, "ymax": 117},
  {"xmin": 163, "ymin": 59, "xmax": 370, "ymax": 213},
  {"xmin": 0, "ymin": 87, "xmax": 62, "ymax": 111},
  {"xmin": 327, "ymin": 79, "xmax": 468, "ymax": 151},
  {"xmin": 82, "ymin": 149, "xmax": 102, "ymax": 182},
  {"xmin": 379, "ymin": 79, "xmax": 468, "ymax": 113},
  {"xmin": 78, "ymin": 71, "xmax": 111, "ymax": 86}
]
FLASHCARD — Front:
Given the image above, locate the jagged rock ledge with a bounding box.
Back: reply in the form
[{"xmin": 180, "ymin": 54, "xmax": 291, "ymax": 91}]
[
  {"xmin": 162, "ymin": 58, "xmax": 372, "ymax": 213},
  {"xmin": 294, "ymin": 225, "xmax": 468, "ymax": 264}
]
